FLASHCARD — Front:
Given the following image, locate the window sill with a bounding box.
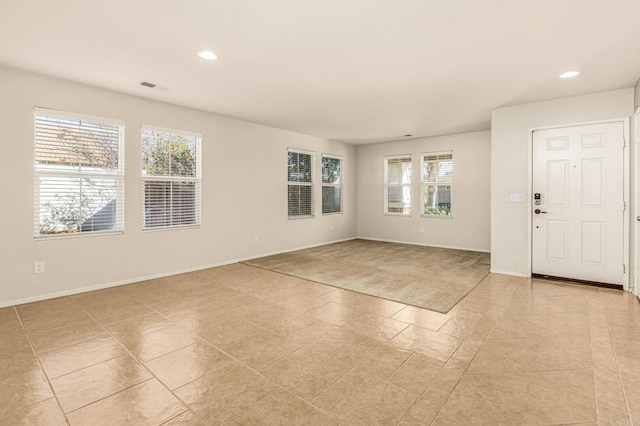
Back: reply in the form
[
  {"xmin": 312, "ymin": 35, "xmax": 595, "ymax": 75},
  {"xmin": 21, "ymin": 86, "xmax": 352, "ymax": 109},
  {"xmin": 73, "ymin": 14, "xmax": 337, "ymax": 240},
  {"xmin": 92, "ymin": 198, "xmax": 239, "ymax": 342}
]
[
  {"xmin": 288, "ymin": 215, "xmax": 315, "ymax": 220},
  {"xmin": 322, "ymin": 212, "xmax": 343, "ymax": 216},
  {"xmin": 142, "ymin": 224, "xmax": 201, "ymax": 232},
  {"xmin": 35, "ymin": 230, "xmax": 124, "ymax": 241},
  {"xmin": 421, "ymin": 214, "xmax": 453, "ymax": 219},
  {"xmin": 384, "ymin": 213, "xmax": 411, "ymax": 217}
]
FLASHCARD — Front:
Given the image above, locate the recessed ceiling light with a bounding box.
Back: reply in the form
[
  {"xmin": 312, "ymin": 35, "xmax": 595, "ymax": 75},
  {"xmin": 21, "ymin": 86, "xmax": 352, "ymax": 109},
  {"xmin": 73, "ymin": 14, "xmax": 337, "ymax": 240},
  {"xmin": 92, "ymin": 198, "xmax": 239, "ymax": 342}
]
[
  {"xmin": 198, "ymin": 50, "xmax": 218, "ymax": 61},
  {"xmin": 559, "ymin": 71, "xmax": 580, "ymax": 79}
]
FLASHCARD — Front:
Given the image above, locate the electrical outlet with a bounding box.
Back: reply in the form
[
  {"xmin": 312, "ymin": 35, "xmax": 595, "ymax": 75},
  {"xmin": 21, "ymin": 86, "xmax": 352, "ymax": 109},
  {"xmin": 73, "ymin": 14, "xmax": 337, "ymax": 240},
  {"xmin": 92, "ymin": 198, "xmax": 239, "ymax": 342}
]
[
  {"xmin": 419, "ymin": 227, "xmax": 425, "ymax": 234},
  {"xmin": 34, "ymin": 261, "xmax": 45, "ymax": 274},
  {"xmin": 330, "ymin": 225, "xmax": 335, "ymax": 232},
  {"xmin": 254, "ymin": 235, "xmax": 260, "ymax": 243}
]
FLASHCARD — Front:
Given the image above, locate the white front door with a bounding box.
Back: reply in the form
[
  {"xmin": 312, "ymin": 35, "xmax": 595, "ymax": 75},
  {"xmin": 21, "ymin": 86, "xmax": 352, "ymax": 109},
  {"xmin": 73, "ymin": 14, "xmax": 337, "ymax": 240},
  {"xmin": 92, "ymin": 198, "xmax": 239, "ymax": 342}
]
[{"xmin": 532, "ymin": 122, "xmax": 625, "ymax": 285}]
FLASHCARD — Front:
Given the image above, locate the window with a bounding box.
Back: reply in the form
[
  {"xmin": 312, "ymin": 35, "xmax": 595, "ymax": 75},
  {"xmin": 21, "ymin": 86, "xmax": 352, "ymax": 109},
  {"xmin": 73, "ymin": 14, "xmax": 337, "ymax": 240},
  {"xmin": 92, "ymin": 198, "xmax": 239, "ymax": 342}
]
[
  {"xmin": 422, "ymin": 151, "xmax": 453, "ymax": 217},
  {"xmin": 142, "ymin": 126, "xmax": 201, "ymax": 229},
  {"xmin": 34, "ymin": 109, "xmax": 124, "ymax": 237},
  {"xmin": 288, "ymin": 149, "xmax": 314, "ymax": 218},
  {"xmin": 384, "ymin": 156, "xmax": 412, "ymax": 215},
  {"xmin": 322, "ymin": 155, "xmax": 343, "ymax": 214}
]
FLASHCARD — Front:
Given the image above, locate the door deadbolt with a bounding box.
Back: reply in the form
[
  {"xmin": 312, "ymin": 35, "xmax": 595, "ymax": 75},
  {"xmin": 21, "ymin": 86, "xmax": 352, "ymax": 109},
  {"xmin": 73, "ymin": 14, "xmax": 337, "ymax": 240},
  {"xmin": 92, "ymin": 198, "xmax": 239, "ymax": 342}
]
[{"xmin": 534, "ymin": 193, "xmax": 541, "ymax": 205}]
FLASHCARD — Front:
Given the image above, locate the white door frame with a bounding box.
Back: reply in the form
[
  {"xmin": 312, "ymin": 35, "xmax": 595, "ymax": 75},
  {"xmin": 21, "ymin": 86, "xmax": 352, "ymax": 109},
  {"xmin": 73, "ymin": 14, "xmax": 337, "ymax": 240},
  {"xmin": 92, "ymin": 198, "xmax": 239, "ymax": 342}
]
[
  {"xmin": 634, "ymin": 108, "xmax": 639, "ymax": 296},
  {"xmin": 527, "ymin": 117, "xmax": 631, "ymax": 290}
]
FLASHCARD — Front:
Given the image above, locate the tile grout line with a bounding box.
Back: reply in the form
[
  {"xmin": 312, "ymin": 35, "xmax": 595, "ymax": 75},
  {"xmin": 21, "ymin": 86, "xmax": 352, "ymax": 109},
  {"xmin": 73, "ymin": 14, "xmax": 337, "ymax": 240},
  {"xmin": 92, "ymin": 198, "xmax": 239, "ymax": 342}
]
[
  {"xmin": 19, "ymin": 316, "xmax": 96, "ymax": 336},
  {"xmin": 589, "ymin": 290, "xmax": 606, "ymax": 426},
  {"xmin": 12, "ymin": 305, "xmax": 71, "ymax": 426},
  {"xmin": 61, "ymin": 296, "xmax": 193, "ymax": 422},
  {"xmin": 605, "ymin": 316, "xmax": 635, "ymax": 425},
  {"xmin": 396, "ymin": 277, "xmax": 515, "ymax": 425},
  {"xmin": 166, "ymin": 330, "xmax": 344, "ymax": 424},
  {"xmin": 442, "ymin": 275, "xmax": 601, "ymax": 424},
  {"xmin": 182, "ymin": 275, "xmax": 340, "ymax": 336},
  {"xmin": 275, "ymin": 387, "xmax": 342, "ymax": 424},
  {"xmin": 594, "ymin": 288, "xmax": 636, "ymax": 424},
  {"xmin": 137, "ymin": 286, "xmax": 349, "ymax": 424},
  {"xmin": 426, "ymin": 310, "xmax": 507, "ymax": 425},
  {"xmin": 62, "ymin": 378, "xmax": 156, "ymax": 418},
  {"xmin": 172, "ymin": 314, "xmax": 355, "ymax": 422},
  {"xmin": 590, "ymin": 332, "xmax": 603, "ymax": 425},
  {"xmin": 220, "ymin": 386, "xmax": 283, "ymax": 425},
  {"xmin": 224, "ymin": 386, "xmax": 341, "ymax": 425},
  {"xmin": 309, "ymin": 366, "xmax": 357, "ymax": 405},
  {"xmin": 462, "ymin": 381, "xmax": 511, "ymax": 424}
]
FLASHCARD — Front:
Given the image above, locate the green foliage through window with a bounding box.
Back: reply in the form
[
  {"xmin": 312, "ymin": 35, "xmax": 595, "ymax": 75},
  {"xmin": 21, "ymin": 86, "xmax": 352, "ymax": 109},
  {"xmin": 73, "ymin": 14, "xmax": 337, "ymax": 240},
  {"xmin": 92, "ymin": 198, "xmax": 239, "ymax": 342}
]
[
  {"xmin": 288, "ymin": 150, "xmax": 314, "ymax": 217},
  {"xmin": 422, "ymin": 152, "xmax": 452, "ymax": 217},
  {"xmin": 322, "ymin": 156, "xmax": 342, "ymax": 214},
  {"xmin": 142, "ymin": 129, "xmax": 197, "ymax": 177},
  {"xmin": 142, "ymin": 128, "xmax": 201, "ymax": 229}
]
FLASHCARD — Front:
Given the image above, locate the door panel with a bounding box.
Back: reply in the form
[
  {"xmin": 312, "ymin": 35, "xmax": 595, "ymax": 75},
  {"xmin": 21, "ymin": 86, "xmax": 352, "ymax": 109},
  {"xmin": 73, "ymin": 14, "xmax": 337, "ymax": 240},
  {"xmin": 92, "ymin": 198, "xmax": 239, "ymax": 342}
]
[
  {"xmin": 581, "ymin": 158, "xmax": 604, "ymax": 207},
  {"xmin": 581, "ymin": 133, "xmax": 605, "ymax": 149},
  {"xmin": 546, "ymin": 220, "xmax": 568, "ymax": 261},
  {"xmin": 547, "ymin": 160, "xmax": 569, "ymax": 206},
  {"xmin": 581, "ymin": 221, "xmax": 605, "ymax": 265},
  {"xmin": 532, "ymin": 122, "xmax": 624, "ymax": 285}
]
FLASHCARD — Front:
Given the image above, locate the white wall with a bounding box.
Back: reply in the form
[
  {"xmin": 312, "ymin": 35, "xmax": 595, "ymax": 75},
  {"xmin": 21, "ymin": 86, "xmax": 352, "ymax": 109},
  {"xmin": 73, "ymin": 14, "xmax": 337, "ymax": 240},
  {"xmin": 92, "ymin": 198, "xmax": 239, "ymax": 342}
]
[
  {"xmin": 356, "ymin": 131, "xmax": 491, "ymax": 252},
  {"xmin": 491, "ymin": 88, "xmax": 634, "ymax": 277},
  {"xmin": 0, "ymin": 66, "xmax": 357, "ymax": 306}
]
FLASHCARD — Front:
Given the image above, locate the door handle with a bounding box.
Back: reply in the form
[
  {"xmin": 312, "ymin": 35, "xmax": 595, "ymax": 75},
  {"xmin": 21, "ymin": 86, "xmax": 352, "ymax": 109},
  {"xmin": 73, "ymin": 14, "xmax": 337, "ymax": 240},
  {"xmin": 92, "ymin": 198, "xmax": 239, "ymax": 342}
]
[
  {"xmin": 637, "ymin": 216, "xmax": 640, "ymax": 221},
  {"xmin": 534, "ymin": 209, "xmax": 547, "ymax": 214}
]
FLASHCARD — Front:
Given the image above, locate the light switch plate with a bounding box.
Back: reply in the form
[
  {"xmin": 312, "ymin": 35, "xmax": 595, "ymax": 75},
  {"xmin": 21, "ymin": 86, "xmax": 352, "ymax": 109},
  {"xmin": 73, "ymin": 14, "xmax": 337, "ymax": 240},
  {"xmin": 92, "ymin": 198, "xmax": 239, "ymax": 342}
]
[{"xmin": 509, "ymin": 193, "xmax": 525, "ymax": 202}]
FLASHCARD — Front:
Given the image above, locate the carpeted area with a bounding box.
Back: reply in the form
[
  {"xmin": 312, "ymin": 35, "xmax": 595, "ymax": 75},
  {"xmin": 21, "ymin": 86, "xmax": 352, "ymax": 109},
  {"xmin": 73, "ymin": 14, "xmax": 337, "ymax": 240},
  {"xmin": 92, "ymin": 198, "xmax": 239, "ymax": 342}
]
[{"xmin": 243, "ymin": 239, "xmax": 490, "ymax": 313}]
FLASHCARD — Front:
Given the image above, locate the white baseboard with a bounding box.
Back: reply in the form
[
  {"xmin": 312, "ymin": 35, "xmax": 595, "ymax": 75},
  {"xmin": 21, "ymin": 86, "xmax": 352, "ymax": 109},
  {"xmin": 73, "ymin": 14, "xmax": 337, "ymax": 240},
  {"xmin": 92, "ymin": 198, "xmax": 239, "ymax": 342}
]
[
  {"xmin": 240, "ymin": 237, "xmax": 357, "ymax": 262},
  {"xmin": 489, "ymin": 269, "xmax": 531, "ymax": 278},
  {"xmin": 357, "ymin": 236, "xmax": 491, "ymax": 254},
  {"xmin": 1, "ymin": 237, "xmax": 357, "ymax": 309}
]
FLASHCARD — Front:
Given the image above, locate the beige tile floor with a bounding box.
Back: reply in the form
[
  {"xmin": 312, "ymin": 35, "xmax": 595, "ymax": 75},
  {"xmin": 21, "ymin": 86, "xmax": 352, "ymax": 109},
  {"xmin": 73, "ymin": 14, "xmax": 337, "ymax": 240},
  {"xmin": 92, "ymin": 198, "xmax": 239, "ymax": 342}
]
[{"xmin": 1, "ymin": 263, "xmax": 639, "ymax": 425}]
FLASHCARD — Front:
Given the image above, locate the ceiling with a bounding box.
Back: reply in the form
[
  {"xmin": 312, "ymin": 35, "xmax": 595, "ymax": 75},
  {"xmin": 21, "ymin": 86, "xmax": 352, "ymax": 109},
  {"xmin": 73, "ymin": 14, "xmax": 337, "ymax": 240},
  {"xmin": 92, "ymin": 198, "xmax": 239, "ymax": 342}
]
[{"xmin": 1, "ymin": 0, "xmax": 639, "ymax": 144}]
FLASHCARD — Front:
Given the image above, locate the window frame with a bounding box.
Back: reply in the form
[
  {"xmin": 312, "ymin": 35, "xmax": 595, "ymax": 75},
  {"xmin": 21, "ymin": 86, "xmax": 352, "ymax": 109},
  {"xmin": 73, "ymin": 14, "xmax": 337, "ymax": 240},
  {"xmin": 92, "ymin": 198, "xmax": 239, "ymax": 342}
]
[
  {"xmin": 33, "ymin": 108, "xmax": 125, "ymax": 239},
  {"xmin": 141, "ymin": 124, "xmax": 202, "ymax": 231},
  {"xmin": 287, "ymin": 148, "xmax": 315, "ymax": 219},
  {"xmin": 321, "ymin": 153, "xmax": 344, "ymax": 215},
  {"xmin": 384, "ymin": 154, "xmax": 412, "ymax": 216},
  {"xmin": 421, "ymin": 150, "xmax": 453, "ymax": 219}
]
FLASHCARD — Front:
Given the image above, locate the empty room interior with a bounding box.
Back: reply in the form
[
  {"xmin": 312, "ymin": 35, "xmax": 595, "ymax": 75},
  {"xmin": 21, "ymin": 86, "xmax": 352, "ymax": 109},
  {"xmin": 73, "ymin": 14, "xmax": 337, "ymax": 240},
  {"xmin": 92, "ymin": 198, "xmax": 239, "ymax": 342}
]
[{"xmin": 1, "ymin": 1, "xmax": 640, "ymax": 425}]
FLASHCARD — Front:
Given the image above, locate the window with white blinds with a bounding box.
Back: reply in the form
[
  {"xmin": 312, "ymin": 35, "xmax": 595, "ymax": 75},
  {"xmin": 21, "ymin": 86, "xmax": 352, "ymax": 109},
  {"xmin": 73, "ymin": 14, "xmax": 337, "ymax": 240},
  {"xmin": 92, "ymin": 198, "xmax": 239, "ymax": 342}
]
[
  {"xmin": 422, "ymin": 151, "xmax": 453, "ymax": 217},
  {"xmin": 384, "ymin": 155, "xmax": 412, "ymax": 215},
  {"xmin": 288, "ymin": 149, "xmax": 314, "ymax": 218},
  {"xmin": 322, "ymin": 155, "xmax": 343, "ymax": 215},
  {"xmin": 34, "ymin": 109, "xmax": 124, "ymax": 237},
  {"xmin": 142, "ymin": 126, "xmax": 201, "ymax": 229}
]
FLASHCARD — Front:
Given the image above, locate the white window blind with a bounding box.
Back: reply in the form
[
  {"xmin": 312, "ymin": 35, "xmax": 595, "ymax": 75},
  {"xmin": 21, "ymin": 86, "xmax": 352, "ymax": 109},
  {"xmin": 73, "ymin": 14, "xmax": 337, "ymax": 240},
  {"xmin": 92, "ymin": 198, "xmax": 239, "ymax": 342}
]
[
  {"xmin": 142, "ymin": 126, "xmax": 201, "ymax": 229},
  {"xmin": 384, "ymin": 155, "xmax": 412, "ymax": 215},
  {"xmin": 288, "ymin": 149, "xmax": 314, "ymax": 218},
  {"xmin": 34, "ymin": 109, "xmax": 124, "ymax": 237},
  {"xmin": 322, "ymin": 155, "xmax": 343, "ymax": 215},
  {"xmin": 422, "ymin": 151, "xmax": 453, "ymax": 217}
]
